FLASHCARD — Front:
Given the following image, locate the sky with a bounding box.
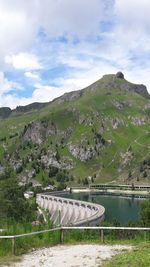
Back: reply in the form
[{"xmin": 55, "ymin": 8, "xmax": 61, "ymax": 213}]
[{"xmin": 0, "ymin": 0, "xmax": 150, "ymax": 108}]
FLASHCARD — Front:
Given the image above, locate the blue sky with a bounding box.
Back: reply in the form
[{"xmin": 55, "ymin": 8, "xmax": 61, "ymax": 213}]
[{"xmin": 0, "ymin": 0, "xmax": 150, "ymax": 108}]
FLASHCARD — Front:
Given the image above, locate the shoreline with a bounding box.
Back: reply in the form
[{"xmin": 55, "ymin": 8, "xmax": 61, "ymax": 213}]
[{"xmin": 72, "ymin": 188, "xmax": 150, "ymax": 198}]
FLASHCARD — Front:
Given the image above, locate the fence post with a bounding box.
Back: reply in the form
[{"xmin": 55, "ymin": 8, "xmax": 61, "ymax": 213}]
[
  {"xmin": 12, "ymin": 237, "xmax": 16, "ymax": 255},
  {"xmin": 144, "ymin": 230, "xmax": 147, "ymax": 241},
  {"xmin": 60, "ymin": 228, "xmax": 64, "ymax": 243},
  {"xmin": 59, "ymin": 210, "xmax": 61, "ymax": 226},
  {"xmin": 100, "ymin": 229, "xmax": 104, "ymax": 243}
]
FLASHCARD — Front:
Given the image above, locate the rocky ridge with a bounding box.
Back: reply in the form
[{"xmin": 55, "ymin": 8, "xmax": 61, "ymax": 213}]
[
  {"xmin": 0, "ymin": 72, "xmax": 150, "ymax": 186},
  {"xmin": 0, "ymin": 72, "xmax": 149, "ymax": 119}
]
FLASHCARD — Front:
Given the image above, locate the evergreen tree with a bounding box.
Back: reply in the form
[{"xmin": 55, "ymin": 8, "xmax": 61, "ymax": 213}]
[{"xmin": 0, "ymin": 167, "xmax": 37, "ymax": 222}]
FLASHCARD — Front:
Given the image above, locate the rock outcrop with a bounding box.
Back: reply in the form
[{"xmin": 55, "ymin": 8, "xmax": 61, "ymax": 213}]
[
  {"xmin": 68, "ymin": 137, "xmax": 105, "ymax": 162},
  {"xmin": 0, "ymin": 102, "xmax": 48, "ymax": 119},
  {"xmin": 120, "ymin": 151, "xmax": 133, "ymax": 168},
  {"xmin": 22, "ymin": 121, "xmax": 57, "ymax": 145},
  {"xmin": 15, "ymin": 102, "xmax": 47, "ymax": 113},
  {"xmin": 0, "ymin": 107, "xmax": 11, "ymax": 118},
  {"xmin": 22, "ymin": 122, "xmax": 48, "ymax": 145},
  {"xmin": 68, "ymin": 144, "xmax": 96, "ymax": 162},
  {"xmin": 115, "ymin": 72, "xmax": 124, "ymax": 79},
  {"xmin": 40, "ymin": 150, "xmax": 74, "ymax": 170}
]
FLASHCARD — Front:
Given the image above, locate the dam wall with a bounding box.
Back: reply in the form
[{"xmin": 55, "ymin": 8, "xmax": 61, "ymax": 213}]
[{"xmin": 36, "ymin": 193, "xmax": 105, "ymax": 226}]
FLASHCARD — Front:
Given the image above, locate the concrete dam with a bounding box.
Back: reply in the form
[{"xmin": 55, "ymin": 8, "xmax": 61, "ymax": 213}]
[{"xmin": 36, "ymin": 193, "xmax": 105, "ymax": 226}]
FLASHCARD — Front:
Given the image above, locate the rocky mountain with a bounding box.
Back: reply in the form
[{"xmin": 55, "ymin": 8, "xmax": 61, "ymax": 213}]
[
  {"xmin": 0, "ymin": 102, "xmax": 48, "ymax": 118},
  {"xmin": 0, "ymin": 72, "xmax": 150, "ymax": 187},
  {"xmin": 0, "ymin": 107, "xmax": 12, "ymax": 118}
]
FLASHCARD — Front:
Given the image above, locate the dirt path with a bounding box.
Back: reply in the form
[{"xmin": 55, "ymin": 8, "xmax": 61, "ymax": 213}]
[{"xmin": 3, "ymin": 244, "xmax": 132, "ymax": 267}]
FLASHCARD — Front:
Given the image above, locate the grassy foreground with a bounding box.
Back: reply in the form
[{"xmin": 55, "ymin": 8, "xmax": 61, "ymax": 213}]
[
  {"xmin": 101, "ymin": 242, "xmax": 150, "ymax": 267},
  {"xmin": 1, "ymin": 227, "xmax": 148, "ymax": 254}
]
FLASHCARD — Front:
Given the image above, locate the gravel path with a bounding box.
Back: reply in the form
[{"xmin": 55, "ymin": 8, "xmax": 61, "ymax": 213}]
[{"xmin": 3, "ymin": 244, "xmax": 132, "ymax": 267}]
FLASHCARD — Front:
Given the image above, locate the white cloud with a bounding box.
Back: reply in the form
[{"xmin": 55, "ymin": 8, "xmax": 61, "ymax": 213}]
[
  {"xmin": 24, "ymin": 71, "xmax": 40, "ymax": 81},
  {"xmin": 32, "ymin": 84, "xmax": 64, "ymax": 103},
  {"xmin": 0, "ymin": 1, "xmax": 39, "ymax": 68},
  {"xmin": 5, "ymin": 52, "xmax": 42, "ymax": 70},
  {"xmin": 0, "ymin": 0, "xmax": 108, "ymax": 66},
  {"xmin": 0, "ymin": 0, "xmax": 150, "ymax": 108},
  {"xmin": 115, "ymin": 0, "xmax": 150, "ymax": 29},
  {"xmin": 114, "ymin": 0, "xmax": 150, "ymax": 49},
  {"xmin": 0, "ymin": 94, "xmax": 31, "ymax": 109},
  {"xmin": 0, "ymin": 72, "xmax": 22, "ymax": 94},
  {"xmin": 0, "ymin": 0, "xmax": 109, "ymax": 72},
  {"xmin": 39, "ymin": 0, "xmax": 106, "ymax": 38},
  {"xmin": 0, "ymin": 71, "xmax": 24, "ymax": 108},
  {"xmin": 60, "ymin": 56, "xmax": 93, "ymax": 70}
]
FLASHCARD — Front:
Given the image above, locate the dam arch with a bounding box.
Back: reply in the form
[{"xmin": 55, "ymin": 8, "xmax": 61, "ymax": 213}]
[{"xmin": 36, "ymin": 193, "xmax": 105, "ymax": 226}]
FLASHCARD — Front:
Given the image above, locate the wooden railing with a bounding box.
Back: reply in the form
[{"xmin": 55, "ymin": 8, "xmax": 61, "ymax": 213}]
[{"xmin": 1, "ymin": 226, "xmax": 150, "ymax": 255}]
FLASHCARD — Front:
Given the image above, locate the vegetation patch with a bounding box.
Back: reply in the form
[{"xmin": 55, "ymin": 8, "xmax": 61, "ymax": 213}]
[{"xmin": 101, "ymin": 243, "xmax": 150, "ymax": 267}]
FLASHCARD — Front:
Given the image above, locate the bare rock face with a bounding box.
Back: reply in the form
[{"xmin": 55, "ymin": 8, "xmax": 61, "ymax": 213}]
[
  {"xmin": 19, "ymin": 169, "xmax": 36, "ymax": 185},
  {"xmin": 131, "ymin": 116, "xmax": 146, "ymax": 126},
  {"xmin": 40, "ymin": 150, "xmax": 74, "ymax": 170},
  {"xmin": 0, "ymin": 165, "xmax": 4, "ymax": 174},
  {"xmin": 116, "ymin": 72, "xmax": 124, "ymax": 79},
  {"xmin": 112, "ymin": 118, "xmax": 120, "ymax": 129},
  {"xmin": 68, "ymin": 137, "xmax": 105, "ymax": 162},
  {"xmin": 115, "ymin": 72, "xmax": 149, "ymax": 98},
  {"xmin": 15, "ymin": 102, "xmax": 47, "ymax": 113},
  {"xmin": 112, "ymin": 100, "xmax": 132, "ymax": 110},
  {"xmin": 120, "ymin": 151, "xmax": 133, "ymax": 167},
  {"xmin": 68, "ymin": 144, "xmax": 96, "ymax": 162},
  {"xmin": 22, "ymin": 121, "xmax": 57, "ymax": 145},
  {"xmin": 56, "ymin": 90, "xmax": 83, "ymax": 104},
  {"xmin": 9, "ymin": 158, "xmax": 23, "ymax": 171},
  {"xmin": 0, "ymin": 107, "xmax": 11, "ymax": 118},
  {"xmin": 133, "ymin": 84, "xmax": 149, "ymax": 98},
  {"xmin": 22, "ymin": 122, "xmax": 47, "ymax": 145}
]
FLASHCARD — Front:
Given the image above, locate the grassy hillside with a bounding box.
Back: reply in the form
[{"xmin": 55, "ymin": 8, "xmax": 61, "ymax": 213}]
[{"xmin": 0, "ymin": 73, "xmax": 150, "ymax": 187}]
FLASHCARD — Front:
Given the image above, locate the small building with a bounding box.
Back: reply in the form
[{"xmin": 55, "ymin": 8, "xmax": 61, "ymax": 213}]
[
  {"xmin": 43, "ymin": 184, "xmax": 54, "ymax": 191},
  {"xmin": 24, "ymin": 191, "xmax": 34, "ymax": 199}
]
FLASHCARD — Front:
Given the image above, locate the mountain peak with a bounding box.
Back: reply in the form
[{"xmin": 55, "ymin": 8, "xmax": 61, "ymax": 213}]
[
  {"xmin": 115, "ymin": 71, "xmax": 124, "ymax": 79},
  {"xmin": 99, "ymin": 72, "xmax": 149, "ymax": 99},
  {"xmin": 0, "ymin": 72, "xmax": 149, "ymax": 119}
]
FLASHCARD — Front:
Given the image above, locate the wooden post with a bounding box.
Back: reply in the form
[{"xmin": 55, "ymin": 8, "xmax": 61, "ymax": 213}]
[
  {"xmin": 59, "ymin": 210, "xmax": 61, "ymax": 226},
  {"xmin": 144, "ymin": 230, "xmax": 147, "ymax": 241},
  {"xmin": 100, "ymin": 229, "xmax": 104, "ymax": 243},
  {"xmin": 12, "ymin": 237, "xmax": 16, "ymax": 255},
  {"xmin": 60, "ymin": 229, "xmax": 64, "ymax": 243}
]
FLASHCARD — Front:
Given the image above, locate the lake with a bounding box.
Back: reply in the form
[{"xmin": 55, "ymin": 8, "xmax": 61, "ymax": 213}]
[{"xmin": 65, "ymin": 192, "xmax": 145, "ymax": 225}]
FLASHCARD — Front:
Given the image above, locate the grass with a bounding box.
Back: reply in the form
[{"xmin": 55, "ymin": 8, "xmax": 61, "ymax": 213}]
[
  {"xmin": 1, "ymin": 226, "xmax": 149, "ymax": 251},
  {"xmin": 0, "ymin": 255, "xmax": 22, "ymax": 266},
  {"xmin": 101, "ymin": 242, "xmax": 150, "ymax": 267},
  {"xmin": 0, "ymin": 227, "xmax": 150, "ymax": 266},
  {"xmin": 0, "ymin": 223, "xmax": 60, "ymax": 258}
]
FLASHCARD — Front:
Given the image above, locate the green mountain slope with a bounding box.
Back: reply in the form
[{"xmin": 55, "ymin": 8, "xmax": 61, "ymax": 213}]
[{"xmin": 0, "ymin": 72, "xmax": 150, "ymax": 187}]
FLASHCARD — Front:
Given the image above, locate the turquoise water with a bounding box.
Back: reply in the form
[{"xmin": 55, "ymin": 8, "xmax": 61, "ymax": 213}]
[{"xmin": 66, "ymin": 192, "xmax": 145, "ymax": 225}]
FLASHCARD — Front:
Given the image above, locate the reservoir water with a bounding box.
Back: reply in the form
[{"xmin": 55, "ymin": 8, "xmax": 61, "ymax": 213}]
[{"xmin": 65, "ymin": 192, "xmax": 145, "ymax": 225}]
